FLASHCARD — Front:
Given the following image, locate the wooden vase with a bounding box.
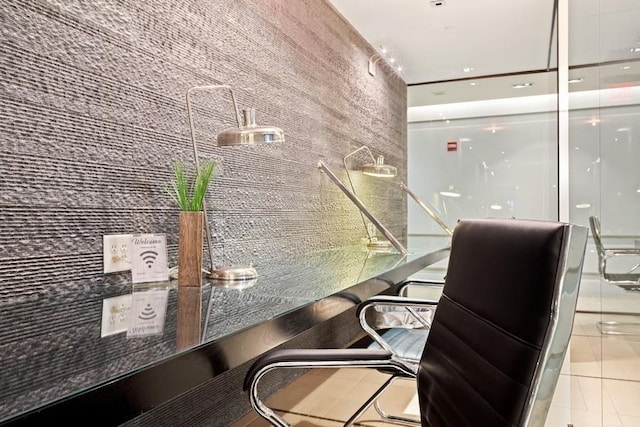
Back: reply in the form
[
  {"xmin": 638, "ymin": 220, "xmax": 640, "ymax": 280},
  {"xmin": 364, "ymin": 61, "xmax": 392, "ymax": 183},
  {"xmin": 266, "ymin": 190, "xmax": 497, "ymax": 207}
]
[{"xmin": 178, "ymin": 211, "xmax": 204, "ymax": 287}]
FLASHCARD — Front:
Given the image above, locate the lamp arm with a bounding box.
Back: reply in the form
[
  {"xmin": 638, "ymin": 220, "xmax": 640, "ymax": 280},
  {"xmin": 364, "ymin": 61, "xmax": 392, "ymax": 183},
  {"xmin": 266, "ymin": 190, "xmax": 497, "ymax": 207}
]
[
  {"xmin": 318, "ymin": 161, "xmax": 408, "ymax": 255},
  {"xmin": 400, "ymin": 181, "xmax": 454, "ymax": 237},
  {"xmin": 185, "ymin": 84, "xmax": 243, "ymax": 276}
]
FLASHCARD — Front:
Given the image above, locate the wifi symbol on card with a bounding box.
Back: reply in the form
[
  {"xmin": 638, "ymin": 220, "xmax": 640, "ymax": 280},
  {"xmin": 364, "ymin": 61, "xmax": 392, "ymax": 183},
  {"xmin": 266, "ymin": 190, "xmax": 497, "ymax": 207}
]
[
  {"xmin": 138, "ymin": 303, "xmax": 157, "ymax": 320},
  {"xmin": 140, "ymin": 250, "xmax": 158, "ymax": 269}
]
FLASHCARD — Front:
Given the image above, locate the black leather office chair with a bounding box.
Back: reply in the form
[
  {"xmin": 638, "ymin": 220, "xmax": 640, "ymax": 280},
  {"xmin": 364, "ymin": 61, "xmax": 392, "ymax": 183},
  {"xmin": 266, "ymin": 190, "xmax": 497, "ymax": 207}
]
[{"xmin": 244, "ymin": 218, "xmax": 588, "ymax": 426}]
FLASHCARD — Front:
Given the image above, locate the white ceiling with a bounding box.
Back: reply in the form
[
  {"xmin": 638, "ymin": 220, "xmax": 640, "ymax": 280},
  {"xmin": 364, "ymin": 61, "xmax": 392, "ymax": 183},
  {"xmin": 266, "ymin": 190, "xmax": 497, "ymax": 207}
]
[{"xmin": 328, "ymin": 0, "xmax": 640, "ymax": 105}]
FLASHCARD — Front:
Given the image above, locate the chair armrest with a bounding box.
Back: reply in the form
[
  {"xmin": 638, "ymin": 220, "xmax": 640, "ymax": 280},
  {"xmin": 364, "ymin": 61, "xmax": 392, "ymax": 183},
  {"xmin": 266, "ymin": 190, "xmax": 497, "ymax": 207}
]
[
  {"xmin": 397, "ymin": 279, "xmax": 445, "ymax": 297},
  {"xmin": 356, "ymin": 295, "xmax": 439, "ymax": 318},
  {"xmin": 603, "ymin": 249, "xmax": 640, "ymax": 274},
  {"xmin": 605, "ymin": 248, "xmax": 640, "ymax": 256},
  {"xmin": 243, "ymin": 348, "xmax": 416, "ymax": 427},
  {"xmin": 357, "ymin": 296, "xmax": 439, "ymax": 355}
]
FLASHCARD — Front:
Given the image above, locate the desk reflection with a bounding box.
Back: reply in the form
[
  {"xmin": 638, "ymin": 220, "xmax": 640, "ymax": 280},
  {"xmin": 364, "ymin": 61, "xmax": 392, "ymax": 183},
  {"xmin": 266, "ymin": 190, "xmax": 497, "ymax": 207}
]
[{"xmin": 176, "ymin": 286, "xmax": 203, "ymax": 351}]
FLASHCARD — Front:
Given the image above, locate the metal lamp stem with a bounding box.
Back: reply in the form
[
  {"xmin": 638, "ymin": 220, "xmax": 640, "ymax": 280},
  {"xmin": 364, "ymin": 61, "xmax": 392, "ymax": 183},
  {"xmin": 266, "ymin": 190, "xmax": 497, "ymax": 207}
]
[{"xmin": 185, "ymin": 84, "xmax": 242, "ymax": 276}]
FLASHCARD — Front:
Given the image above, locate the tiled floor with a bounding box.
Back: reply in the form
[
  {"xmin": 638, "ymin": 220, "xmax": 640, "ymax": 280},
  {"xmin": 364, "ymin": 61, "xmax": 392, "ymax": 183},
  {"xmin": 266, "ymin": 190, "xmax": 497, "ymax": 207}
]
[{"xmin": 233, "ymin": 312, "xmax": 640, "ymax": 427}]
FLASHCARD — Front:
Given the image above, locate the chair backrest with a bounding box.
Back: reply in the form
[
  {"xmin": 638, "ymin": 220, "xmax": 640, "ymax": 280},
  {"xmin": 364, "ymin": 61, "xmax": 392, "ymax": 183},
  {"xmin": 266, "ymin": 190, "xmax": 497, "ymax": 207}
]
[{"xmin": 417, "ymin": 218, "xmax": 587, "ymax": 427}]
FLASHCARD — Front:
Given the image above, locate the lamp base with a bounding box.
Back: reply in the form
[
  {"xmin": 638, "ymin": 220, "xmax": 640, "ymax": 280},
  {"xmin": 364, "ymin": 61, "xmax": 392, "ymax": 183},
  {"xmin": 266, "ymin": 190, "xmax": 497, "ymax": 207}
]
[
  {"xmin": 366, "ymin": 239, "xmax": 393, "ymax": 249},
  {"xmin": 366, "ymin": 239, "xmax": 395, "ymax": 253},
  {"xmin": 208, "ymin": 265, "xmax": 258, "ymax": 289},
  {"xmin": 211, "ymin": 277, "xmax": 257, "ymax": 290}
]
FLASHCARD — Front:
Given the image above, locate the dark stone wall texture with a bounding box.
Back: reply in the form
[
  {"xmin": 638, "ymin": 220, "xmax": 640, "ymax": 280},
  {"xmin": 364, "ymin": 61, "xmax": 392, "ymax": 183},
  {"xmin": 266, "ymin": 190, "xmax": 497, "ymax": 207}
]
[{"xmin": 0, "ymin": 0, "xmax": 407, "ymax": 422}]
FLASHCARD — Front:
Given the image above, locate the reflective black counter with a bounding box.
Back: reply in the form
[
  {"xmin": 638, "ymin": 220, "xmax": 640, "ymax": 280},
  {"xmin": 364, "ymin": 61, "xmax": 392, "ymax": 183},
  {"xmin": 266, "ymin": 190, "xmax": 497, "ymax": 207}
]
[{"xmin": 0, "ymin": 245, "xmax": 449, "ymax": 426}]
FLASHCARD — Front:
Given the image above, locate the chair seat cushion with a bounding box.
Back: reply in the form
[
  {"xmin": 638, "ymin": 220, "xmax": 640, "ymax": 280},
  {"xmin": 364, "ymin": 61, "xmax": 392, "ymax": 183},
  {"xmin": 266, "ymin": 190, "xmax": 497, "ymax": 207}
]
[{"xmin": 368, "ymin": 328, "xmax": 429, "ymax": 361}]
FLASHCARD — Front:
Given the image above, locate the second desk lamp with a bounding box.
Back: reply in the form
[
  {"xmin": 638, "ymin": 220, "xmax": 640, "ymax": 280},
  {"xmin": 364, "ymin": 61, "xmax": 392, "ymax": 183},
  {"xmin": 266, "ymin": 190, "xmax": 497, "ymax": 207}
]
[
  {"xmin": 318, "ymin": 146, "xmax": 407, "ymax": 255},
  {"xmin": 343, "ymin": 146, "xmax": 399, "ymax": 251},
  {"xmin": 344, "ymin": 145, "xmax": 454, "ymax": 238}
]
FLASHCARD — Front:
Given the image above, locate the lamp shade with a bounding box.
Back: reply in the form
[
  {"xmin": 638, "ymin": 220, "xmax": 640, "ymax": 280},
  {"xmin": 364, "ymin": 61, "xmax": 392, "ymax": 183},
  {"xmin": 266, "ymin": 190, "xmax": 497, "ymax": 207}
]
[
  {"xmin": 217, "ymin": 108, "xmax": 285, "ymax": 146},
  {"xmin": 362, "ymin": 155, "xmax": 397, "ymax": 178}
]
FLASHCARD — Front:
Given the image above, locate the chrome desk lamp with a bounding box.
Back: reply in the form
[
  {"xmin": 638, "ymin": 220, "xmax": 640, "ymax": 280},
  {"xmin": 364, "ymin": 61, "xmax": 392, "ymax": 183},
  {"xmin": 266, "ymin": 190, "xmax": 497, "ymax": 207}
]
[
  {"xmin": 186, "ymin": 84, "xmax": 284, "ymax": 283},
  {"xmin": 317, "ymin": 154, "xmax": 407, "ymax": 255},
  {"xmin": 344, "ymin": 145, "xmax": 454, "ymax": 239},
  {"xmin": 343, "ymin": 146, "xmax": 399, "ymax": 251}
]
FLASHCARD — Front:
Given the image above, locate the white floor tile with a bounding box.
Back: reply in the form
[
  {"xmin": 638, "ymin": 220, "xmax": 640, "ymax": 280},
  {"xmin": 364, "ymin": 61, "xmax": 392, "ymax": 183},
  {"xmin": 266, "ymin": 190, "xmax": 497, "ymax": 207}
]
[{"xmin": 604, "ymin": 379, "xmax": 640, "ymax": 417}]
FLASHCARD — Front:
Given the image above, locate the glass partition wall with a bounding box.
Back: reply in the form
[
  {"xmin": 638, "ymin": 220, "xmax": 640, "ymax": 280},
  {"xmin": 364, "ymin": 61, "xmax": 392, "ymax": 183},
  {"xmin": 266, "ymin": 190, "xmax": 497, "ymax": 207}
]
[
  {"xmin": 407, "ymin": 1, "xmax": 640, "ymax": 425},
  {"xmin": 568, "ymin": 1, "xmax": 640, "ymax": 426}
]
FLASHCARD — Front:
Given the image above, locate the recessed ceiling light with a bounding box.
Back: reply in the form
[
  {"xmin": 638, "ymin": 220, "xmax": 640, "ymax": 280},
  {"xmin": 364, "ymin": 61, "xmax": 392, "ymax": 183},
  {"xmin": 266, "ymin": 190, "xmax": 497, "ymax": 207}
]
[
  {"xmin": 575, "ymin": 203, "xmax": 591, "ymax": 209},
  {"xmin": 512, "ymin": 83, "xmax": 533, "ymax": 89},
  {"xmin": 490, "ymin": 204, "xmax": 502, "ymax": 210},
  {"xmin": 630, "ymin": 47, "xmax": 640, "ymax": 53},
  {"xmin": 469, "ymin": 82, "xmax": 479, "ymax": 86},
  {"xmin": 462, "ymin": 67, "xmax": 474, "ymax": 73},
  {"xmin": 622, "ymin": 65, "xmax": 632, "ymax": 70},
  {"xmin": 568, "ymin": 77, "xmax": 584, "ymax": 84}
]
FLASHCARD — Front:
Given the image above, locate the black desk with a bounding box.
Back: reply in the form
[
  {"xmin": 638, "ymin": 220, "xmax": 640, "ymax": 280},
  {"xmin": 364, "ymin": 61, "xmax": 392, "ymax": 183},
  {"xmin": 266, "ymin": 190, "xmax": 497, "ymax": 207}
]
[{"xmin": 0, "ymin": 245, "xmax": 449, "ymax": 426}]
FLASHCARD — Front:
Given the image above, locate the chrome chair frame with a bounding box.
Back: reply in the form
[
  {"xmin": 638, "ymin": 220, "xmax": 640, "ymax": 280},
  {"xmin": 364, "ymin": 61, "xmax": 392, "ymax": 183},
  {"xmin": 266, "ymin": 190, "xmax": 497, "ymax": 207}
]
[
  {"xmin": 350, "ymin": 296, "xmax": 437, "ymax": 425},
  {"xmin": 589, "ymin": 216, "xmax": 640, "ymax": 335},
  {"xmin": 349, "ymin": 280, "xmax": 445, "ymax": 424},
  {"xmin": 245, "ymin": 349, "xmax": 416, "ymax": 427},
  {"xmin": 589, "ymin": 216, "xmax": 640, "ymax": 291}
]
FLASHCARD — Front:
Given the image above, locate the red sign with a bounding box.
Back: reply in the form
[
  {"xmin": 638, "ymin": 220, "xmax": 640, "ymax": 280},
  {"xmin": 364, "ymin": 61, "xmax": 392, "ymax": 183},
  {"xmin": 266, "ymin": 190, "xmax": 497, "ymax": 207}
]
[{"xmin": 447, "ymin": 141, "xmax": 457, "ymax": 152}]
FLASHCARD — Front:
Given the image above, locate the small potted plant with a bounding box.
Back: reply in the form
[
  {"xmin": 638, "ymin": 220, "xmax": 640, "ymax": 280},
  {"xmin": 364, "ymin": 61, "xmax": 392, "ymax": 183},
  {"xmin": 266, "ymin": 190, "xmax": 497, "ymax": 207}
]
[{"xmin": 166, "ymin": 160, "xmax": 216, "ymax": 287}]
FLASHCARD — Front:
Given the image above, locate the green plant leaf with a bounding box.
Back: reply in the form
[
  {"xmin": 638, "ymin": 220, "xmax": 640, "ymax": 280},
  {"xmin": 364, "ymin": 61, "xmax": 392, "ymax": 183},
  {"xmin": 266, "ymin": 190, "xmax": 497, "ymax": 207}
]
[{"xmin": 166, "ymin": 160, "xmax": 216, "ymax": 211}]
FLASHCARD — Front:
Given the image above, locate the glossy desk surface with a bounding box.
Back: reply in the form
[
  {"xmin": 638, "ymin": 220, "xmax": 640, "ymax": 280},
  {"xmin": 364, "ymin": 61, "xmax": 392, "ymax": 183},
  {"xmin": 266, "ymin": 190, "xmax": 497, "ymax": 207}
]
[{"xmin": 0, "ymin": 244, "xmax": 449, "ymax": 424}]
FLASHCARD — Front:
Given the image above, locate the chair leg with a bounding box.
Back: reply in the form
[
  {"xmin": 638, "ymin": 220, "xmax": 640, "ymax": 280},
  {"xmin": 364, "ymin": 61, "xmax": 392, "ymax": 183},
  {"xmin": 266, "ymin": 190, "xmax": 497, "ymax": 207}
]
[
  {"xmin": 344, "ymin": 374, "xmax": 420, "ymax": 426},
  {"xmin": 372, "ymin": 377, "xmax": 421, "ymax": 426},
  {"xmin": 344, "ymin": 375, "xmax": 396, "ymax": 426}
]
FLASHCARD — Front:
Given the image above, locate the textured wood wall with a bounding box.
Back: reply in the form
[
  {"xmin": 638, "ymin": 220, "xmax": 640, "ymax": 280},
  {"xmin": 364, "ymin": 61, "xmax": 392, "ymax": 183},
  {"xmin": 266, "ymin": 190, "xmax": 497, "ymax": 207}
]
[{"xmin": 0, "ymin": 0, "xmax": 407, "ymax": 421}]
